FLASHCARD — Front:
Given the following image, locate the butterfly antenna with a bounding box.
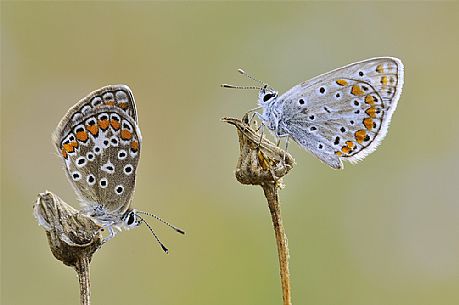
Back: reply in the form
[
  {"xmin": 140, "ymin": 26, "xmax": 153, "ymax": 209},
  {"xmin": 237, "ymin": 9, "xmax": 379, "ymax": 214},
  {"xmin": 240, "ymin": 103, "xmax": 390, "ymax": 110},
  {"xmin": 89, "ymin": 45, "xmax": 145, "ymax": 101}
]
[
  {"xmin": 136, "ymin": 210, "xmax": 185, "ymax": 235},
  {"xmin": 237, "ymin": 68, "xmax": 265, "ymax": 86},
  {"xmin": 136, "ymin": 214, "xmax": 169, "ymax": 254},
  {"xmin": 221, "ymin": 84, "xmax": 261, "ymax": 90},
  {"xmin": 221, "ymin": 68, "xmax": 269, "ymax": 91}
]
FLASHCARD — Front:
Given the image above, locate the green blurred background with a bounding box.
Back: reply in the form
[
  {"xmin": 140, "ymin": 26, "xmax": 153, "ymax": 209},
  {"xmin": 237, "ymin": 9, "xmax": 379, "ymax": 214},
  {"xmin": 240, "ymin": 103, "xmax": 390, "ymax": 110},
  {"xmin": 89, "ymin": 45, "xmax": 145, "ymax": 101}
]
[{"xmin": 2, "ymin": 2, "xmax": 459, "ymax": 305}]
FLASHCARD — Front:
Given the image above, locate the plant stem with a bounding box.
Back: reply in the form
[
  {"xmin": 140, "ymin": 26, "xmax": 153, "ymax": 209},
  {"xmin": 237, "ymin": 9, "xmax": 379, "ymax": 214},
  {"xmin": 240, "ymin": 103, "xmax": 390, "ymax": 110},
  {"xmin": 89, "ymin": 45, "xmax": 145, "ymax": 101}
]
[
  {"xmin": 75, "ymin": 256, "xmax": 91, "ymax": 305},
  {"xmin": 223, "ymin": 116, "xmax": 295, "ymax": 305},
  {"xmin": 263, "ymin": 183, "xmax": 291, "ymax": 305}
]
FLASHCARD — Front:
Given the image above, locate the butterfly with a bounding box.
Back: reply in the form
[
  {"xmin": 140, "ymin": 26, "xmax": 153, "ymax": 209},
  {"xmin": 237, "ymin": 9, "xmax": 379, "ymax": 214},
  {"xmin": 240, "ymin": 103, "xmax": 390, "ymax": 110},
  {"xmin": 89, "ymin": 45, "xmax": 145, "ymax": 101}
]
[
  {"xmin": 53, "ymin": 85, "xmax": 183, "ymax": 252},
  {"xmin": 223, "ymin": 57, "xmax": 404, "ymax": 169}
]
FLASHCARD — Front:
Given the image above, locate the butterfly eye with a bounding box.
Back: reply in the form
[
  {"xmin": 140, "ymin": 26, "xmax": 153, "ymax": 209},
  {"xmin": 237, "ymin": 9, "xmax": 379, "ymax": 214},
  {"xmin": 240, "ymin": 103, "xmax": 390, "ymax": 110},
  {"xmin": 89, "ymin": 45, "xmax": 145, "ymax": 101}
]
[
  {"xmin": 263, "ymin": 93, "xmax": 275, "ymax": 103},
  {"xmin": 126, "ymin": 212, "xmax": 136, "ymax": 226}
]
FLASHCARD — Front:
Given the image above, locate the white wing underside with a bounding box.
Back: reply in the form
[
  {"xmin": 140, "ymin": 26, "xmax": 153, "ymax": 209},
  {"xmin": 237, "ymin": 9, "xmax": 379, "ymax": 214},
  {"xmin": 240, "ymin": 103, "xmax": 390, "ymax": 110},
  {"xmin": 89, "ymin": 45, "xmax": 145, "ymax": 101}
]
[{"xmin": 268, "ymin": 57, "xmax": 404, "ymax": 169}]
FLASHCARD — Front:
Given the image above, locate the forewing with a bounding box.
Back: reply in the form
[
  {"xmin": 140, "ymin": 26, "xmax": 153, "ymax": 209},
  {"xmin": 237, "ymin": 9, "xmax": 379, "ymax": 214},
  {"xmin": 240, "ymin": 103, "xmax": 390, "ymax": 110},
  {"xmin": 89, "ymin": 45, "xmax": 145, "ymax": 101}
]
[
  {"xmin": 279, "ymin": 57, "xmax": 403, "ymax": 169},
  {"xmin": 54, "ymin": 85, "xmax": 138, "ymax": 145},
  {"xmin": 54, "ymin": 106, "xmax": 142, "ymax": 214}
]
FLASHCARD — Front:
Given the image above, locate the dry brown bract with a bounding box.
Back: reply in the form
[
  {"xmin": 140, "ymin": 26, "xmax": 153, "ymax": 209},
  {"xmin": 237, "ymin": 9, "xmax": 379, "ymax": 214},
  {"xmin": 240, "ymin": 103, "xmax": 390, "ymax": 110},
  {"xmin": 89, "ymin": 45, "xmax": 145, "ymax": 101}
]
[
  {"xmin": 34, "ymin": 191, "xmax": 102, "ymax": 305},
  {"xmin": 222, "ymin": 116, "xmax": 294, "ymax": 185}
]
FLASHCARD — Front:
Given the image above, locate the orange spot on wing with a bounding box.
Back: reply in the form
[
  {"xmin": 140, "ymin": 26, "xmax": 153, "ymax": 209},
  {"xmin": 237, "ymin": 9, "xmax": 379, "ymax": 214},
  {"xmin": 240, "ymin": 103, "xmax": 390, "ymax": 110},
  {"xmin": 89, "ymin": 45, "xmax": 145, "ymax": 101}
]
[
  {"xmin": 63, "ymin": 143, "xmax": 75, "ymax": 153},
  {"xmin": 335, "ymin": 151, "xmax": 343, "ymax": 157},
  {"xmin": 355, "ymin": 130, "xmax": 366, "ymax": 144},
  {"xmin": 346, "ymin": 141, "xmax": 354, "ymax": 148},
  {"xmin": 341, "ymin": 146, "xmax": 351, "ymax": 154},
  {"xmin": 111, "ymin": 120, "xmax": 120, "ymax": 130},
  {"xmin": 76, "ymin": 131, "xmax": 88, "ymax": 142},
  {"xmin": 61, "ymin": 148, "xmax": 68, "ymax": 159},
  {"xmin": 121, "ymin": 130, "xmax": 132, "ymax": 140},
  {"xmin": 70, "ymin": 141, "xmax": 79, "ymax": 148},
  {"xmin": 381, "ymin": 76, "xmax": 388, "ymax": 86},
  {"xmin": 98, "ymin": 119, "xmax": 110, "ymax": 130},
  {"xmin": 363, "ymin": 118, "xmax": 373, "ymax": 130},
  {"xmin": 86, "ymin": 124, "xmax": 99, "ymax": 136},
  {"xmin": 336, "ymin": 79, "xmax": 348, "ymax": 86},
  {"xmin": 376, "ymin": 64, "xmax": 384, "ymax": 73},
  {"xmin": 105, "ymin": 100, "xmax": 115, "ymax": 106},
  {"xmin": 365, "ymin": 107, "xmax": 377, "ymax": 118},
  {"xmin": 130, "ymin": 141, "xmax": 139, "ymax": 152},
  {"xmin": 118, "ymin": 102, "xmax": 129, "ymax": 109},
  {"xmin": 351, "ymin": 85, "xmax": 364, "ymax": 96},
  {"xmin": 365, "ymin": 95, "xmax": 376, "ymax": 105}
]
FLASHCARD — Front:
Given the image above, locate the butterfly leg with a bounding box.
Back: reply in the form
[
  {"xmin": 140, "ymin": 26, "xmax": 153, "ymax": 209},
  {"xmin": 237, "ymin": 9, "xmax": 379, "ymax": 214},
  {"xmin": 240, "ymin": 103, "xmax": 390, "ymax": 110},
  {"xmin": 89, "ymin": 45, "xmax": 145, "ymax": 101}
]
[
  {"xmin": 274, "ymin": 134, "xmax": 290, "ymax": 162},
  {"xmin": 101, "ymin": 225, "xmax": 119, "ymax": 244},
  {"xmin": 276, "ymin": 137, "xmax": 281, "ymax": 147},
  {"xmin": 242, "ymin": 107, "xmax": 263, "ymax": 131},
  {"xmin": 244, "ymin": 106, "xmax": 262, "ymax": 117},
  {"xmin": 249, "ymin": 112, "xmax": 259, "ymax": 129},
  {"xmin": 283, "ymin": 136, "xmax": 290, "ymax": 162},
  {"xmin": 285, "ymin": 135, "xmax": 290, "ymax": 152},
  {"xmin": 252, "ymin": 111, "xmax": 268, "ymax": 134},
  {"xmin": 257, "ymin": 124, "xmax": 265, "ymax": 148}
]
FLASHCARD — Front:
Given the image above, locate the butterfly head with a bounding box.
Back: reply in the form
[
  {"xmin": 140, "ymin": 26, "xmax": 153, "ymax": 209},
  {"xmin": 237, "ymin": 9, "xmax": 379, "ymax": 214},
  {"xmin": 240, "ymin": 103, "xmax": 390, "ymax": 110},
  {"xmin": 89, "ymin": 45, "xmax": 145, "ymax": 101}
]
[
  {"xmin": 123, "ymin": 210, "xmax": 185, "ymax": 254},
  {"xmin": 258, "ymin": 85, "xmax": 278, "ymax": 107},
  {"xmin": 221, "ymin": 69, "xmax": 277, "ymax": 107},
  {"xmin": 122, "ymin": 209, "xmax": 141, "ymax": 229}
]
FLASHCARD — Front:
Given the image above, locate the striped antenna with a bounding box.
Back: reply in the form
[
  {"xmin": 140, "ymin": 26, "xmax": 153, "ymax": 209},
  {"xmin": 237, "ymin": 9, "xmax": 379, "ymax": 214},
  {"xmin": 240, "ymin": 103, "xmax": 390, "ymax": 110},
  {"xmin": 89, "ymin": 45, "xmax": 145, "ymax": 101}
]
[
  {"xmin": 221, "ymin": 68, "xmax": 269, "ymax": 90},
  {"xmin": 136, "ymin": 213, "xmax": 169, "ymax": 253},
  {"xmin": 136, "ymin": 210, "xmax": 185, "ymax": 234}
]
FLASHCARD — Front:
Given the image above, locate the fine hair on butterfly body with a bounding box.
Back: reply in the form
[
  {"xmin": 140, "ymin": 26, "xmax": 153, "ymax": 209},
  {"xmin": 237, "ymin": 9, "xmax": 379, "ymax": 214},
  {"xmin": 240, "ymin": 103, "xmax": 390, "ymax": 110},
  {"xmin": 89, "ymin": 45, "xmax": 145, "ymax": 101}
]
[
  {"xmin": 223, "ymin": 57, "xmax": 404, "ymax": 169},
  {"xmin": 53, "ymin": 85, "xmax": 184, "ymax": 252}
]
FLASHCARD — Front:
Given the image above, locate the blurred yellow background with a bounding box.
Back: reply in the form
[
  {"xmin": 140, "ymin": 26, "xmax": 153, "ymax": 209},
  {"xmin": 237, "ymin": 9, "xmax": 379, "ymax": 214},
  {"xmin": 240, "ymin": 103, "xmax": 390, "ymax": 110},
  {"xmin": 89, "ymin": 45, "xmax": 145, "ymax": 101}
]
[{"xmin": 2, "ymin": 2, "xmax": 459, "ymax": 305}]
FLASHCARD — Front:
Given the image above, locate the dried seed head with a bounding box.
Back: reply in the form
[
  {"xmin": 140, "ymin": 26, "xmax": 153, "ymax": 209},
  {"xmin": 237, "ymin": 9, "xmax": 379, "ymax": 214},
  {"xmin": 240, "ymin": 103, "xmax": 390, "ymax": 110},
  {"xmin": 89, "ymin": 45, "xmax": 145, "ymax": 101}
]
[
  {"xmin": 222, "ymin": 116, "xmax": 295, "ymax": 186},
  {"xmin": 34, "ymin": 191, "xmax": 102, "ymax": 268}
]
